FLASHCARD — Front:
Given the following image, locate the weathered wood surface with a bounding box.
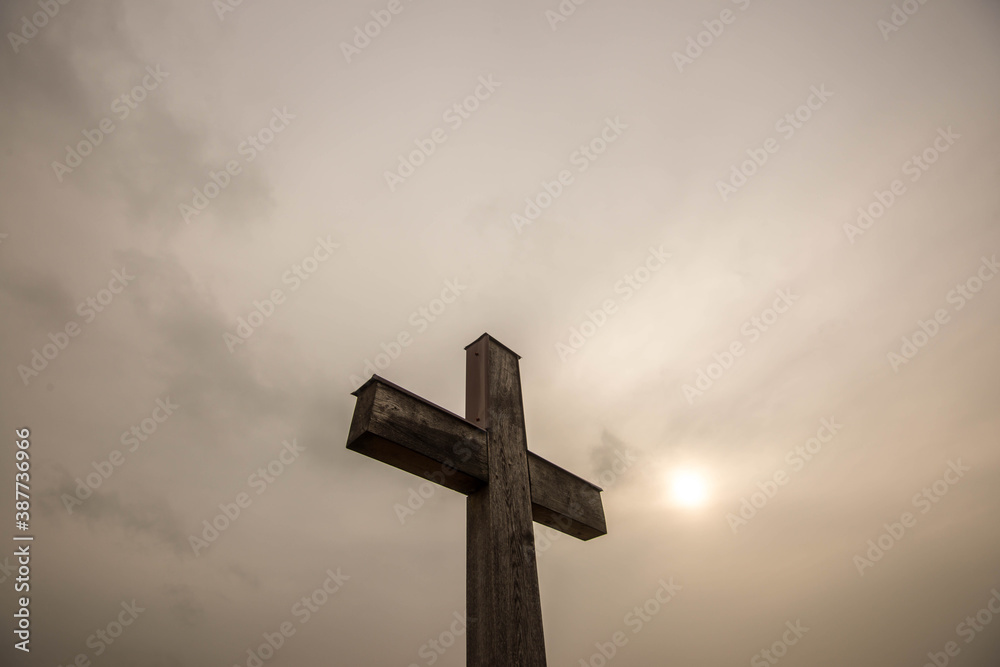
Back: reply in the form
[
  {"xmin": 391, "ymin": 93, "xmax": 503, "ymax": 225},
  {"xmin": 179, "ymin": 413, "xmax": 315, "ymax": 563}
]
[
  {"xmin": 527, "ymin": 452, "xmax": 606, "ymax": 540},
  {"xmin": 345, "ymin": 334, "xmax": 608, "ymax": 667},
  {"xmin": 347, "ymin": 376, "xmax": 488, "ymax": 495},
  {"xmin": 348, "ymin": 374, "xmax": 607, "ymax": 540},
  {"xmin": 465, "ymin": 334, "xmax": 547, "ymax": 667}
]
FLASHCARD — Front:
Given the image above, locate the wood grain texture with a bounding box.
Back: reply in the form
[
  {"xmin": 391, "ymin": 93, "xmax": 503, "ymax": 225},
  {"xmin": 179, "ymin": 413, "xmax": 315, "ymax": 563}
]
[
  {"xmin": 345, "ymin": 337, "xmax": 609, "ymax": 667},
  {"xmin": 528, "ymin": 452, "xmax": 607, "ymax": 541},
  {"xmin": 346, "ymin": 374, "xmax": 606, "ymax": 540},
  {"xmin": 347, "ymin": 377, "xmax": 488, "ymax": 495},
  {"xmin": 467, "ymin": 336, "xmax": 547, "ymax": 667}
]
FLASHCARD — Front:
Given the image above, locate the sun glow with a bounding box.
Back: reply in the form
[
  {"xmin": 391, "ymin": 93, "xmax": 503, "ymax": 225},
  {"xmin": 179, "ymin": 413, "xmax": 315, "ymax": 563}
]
[{"xmin": 669, "ymin": 469, "xmax": 709, "ymax": 508}]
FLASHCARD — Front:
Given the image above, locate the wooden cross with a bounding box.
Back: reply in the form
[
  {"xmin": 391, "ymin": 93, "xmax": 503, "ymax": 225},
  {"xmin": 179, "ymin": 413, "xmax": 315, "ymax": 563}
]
[{"xmin": 346, "ymin": 333, "xmax": 607, "ymax": 666}]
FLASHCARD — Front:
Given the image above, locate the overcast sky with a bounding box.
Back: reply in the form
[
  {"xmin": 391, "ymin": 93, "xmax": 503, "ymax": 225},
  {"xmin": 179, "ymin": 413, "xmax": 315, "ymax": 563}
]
[{"xmin": 2, "ymin": 0, "xmax": 1000, "ymax": 665}]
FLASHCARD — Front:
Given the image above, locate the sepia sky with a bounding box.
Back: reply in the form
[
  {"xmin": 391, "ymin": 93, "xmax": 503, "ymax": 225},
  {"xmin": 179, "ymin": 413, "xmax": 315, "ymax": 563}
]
[{"xmin": 2, "ymin": 0, "xmax": 999, "ymax": 665}]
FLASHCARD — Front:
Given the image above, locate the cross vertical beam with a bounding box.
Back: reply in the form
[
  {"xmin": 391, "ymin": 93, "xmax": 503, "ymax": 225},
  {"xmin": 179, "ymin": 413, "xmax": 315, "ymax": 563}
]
[{"xmin": 465, "ymin": 335, "xmax": 547, "ymax": 666}]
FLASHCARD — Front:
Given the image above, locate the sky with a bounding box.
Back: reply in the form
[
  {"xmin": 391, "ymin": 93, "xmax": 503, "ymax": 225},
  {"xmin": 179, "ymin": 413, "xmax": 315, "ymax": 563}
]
[{"xmin": 1, "ymin": 0, "xmax": 999, "ymax": 665}]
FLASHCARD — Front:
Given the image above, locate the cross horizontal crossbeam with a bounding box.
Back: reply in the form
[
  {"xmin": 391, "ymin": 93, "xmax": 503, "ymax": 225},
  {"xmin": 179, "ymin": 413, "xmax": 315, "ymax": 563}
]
[{"xmin": 347, "ymin": 375, "xmax": 606, "ymax": 540}]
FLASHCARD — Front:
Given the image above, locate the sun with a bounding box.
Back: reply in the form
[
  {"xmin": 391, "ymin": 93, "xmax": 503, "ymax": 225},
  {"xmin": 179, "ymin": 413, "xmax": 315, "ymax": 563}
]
[{"xmin": 669, "ymin": 469, "xmax": 709, "ymax": 508}]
